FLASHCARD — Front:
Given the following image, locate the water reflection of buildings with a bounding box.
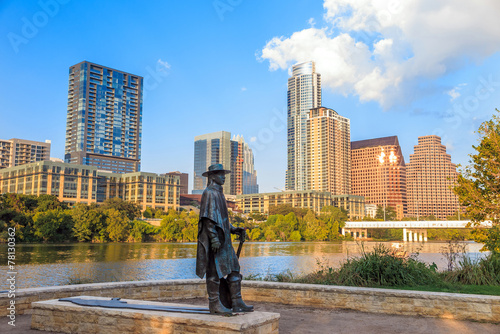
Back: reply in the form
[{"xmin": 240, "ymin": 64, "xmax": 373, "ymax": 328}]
[{"xmin": 1, "ymin": 241, "xmax": 488, "ymax": 290}]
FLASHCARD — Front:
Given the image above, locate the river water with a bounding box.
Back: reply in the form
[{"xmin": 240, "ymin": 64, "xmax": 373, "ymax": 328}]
[{"xmin": 0, "ymin": 241, "xmax": 487, "ymax": 290}]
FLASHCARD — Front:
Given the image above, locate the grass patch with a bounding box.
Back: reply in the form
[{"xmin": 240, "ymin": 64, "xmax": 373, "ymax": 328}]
[{"xmin": 381, "ymin": 284, "xmax": 500, "ymax": 296}]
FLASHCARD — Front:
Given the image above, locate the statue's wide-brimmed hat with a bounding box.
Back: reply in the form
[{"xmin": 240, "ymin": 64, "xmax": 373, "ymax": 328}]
[{"xmin": 202, "ymin": 164, "xmax": 231, "ymax": 177}]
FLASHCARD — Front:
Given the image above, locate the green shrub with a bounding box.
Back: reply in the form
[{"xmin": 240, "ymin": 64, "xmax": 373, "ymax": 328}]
[{"xmin": 334, "ymin": 244, "xmax": 438, "ymax": 287}]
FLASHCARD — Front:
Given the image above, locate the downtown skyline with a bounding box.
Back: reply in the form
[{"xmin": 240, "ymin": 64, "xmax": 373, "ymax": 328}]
[{"xmin": 2, "ymin": 1, "xmax": 500, "ymax": 193}]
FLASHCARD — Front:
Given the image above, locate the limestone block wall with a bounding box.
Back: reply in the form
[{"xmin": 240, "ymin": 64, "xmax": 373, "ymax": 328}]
[
  {"xmin": 242, "ymin": 281, "xmax": 500, "ymax": 322},
  {"xmin": 1, "ymin": 279, "xmax": 499, "ymax": 322},
  {"xmin": 0, "ymin": 279, "xmax": 206, "ymax": 317}
]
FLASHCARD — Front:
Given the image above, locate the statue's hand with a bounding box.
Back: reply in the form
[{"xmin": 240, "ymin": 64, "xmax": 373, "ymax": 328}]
[
  {"xmin": 235, "ymin": 227, "xmax": 246, "ymax": 239},
  {"xmin": 211, "ymin": 238, "xmax": 221, "ymax": 253}
]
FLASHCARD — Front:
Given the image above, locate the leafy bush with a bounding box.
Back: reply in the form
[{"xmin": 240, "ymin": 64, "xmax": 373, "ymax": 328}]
[
  {"xmin": 272, "ymin": 243, "xmax": 439, "ymax": 287},
  {"xmin": 334, "ymin": 244, "xmax": 438, "ymax": 287}
]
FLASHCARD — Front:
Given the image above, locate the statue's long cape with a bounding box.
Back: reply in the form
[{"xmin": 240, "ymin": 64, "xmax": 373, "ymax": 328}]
[{"xmin": 196, "ymin": 184, "xmax": 239, "ymax": 279}]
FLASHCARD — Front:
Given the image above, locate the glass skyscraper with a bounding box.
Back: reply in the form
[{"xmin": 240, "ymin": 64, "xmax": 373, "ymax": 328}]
[
  {"xmin": 64, "ymin": 61, "xmax": 143, "ymax": 173},
  {"xmin": 286, "ymin": 61, "xmax": 321, "ymax": 190},
  {"xmin": 193, "ymin": 131, "xmax": 258, "ymax": 195}
]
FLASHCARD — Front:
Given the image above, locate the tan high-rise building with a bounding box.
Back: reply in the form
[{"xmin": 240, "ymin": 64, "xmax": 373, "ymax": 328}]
[
  {"xmin": 406, "ymin": 135, "xmax": 459, "ymax": 220},
  {"xmin": 164, "ymin": 171, "xmax": 189, "ymax": 194},
  {"xmin": 351, "ymin": 136, "xmax": 407, "ymax": 220},
  {"xmin": 307, "ymin": 107, "xmax": 350, "ymax": 195},
  {"xmin": 0, "ymin": 138, "xmax": 51, "ymax": 169}
]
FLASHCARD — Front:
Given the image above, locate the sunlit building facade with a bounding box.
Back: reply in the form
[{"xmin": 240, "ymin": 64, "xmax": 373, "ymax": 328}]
[
  {"xmin": 307, "ymin": 107, "xmax": 350, "ymax": 195},
  {"xmin": 235, "ymin": 191, "xmax": 364, "ymax": 220},
  {"xmin": 351, "ymin": 136, "xmax": 407, "ymax": 220},
  {"xmin": 0, "ymin": 138, "xmax": 51, "ymax": 169},
  {"xmin": 286, "ymin": 61, "xmax": 321, "ymax": 191},
  {"xmin": 65, "ymin": 61, "xmax": 143, "ymax": 173},
  {"xmin": 164, "ymin": 171, "xmax": 189, "ymax": 194},
  {"xmin": 406, "ymin": 135, "xmax": 460, "ymax": 220},
  {"xmin": 0, "ymin": 161, "xmax": 179, "ymax": 211},
  {"xmin": 231, "ymin": 135, "xmax": 258, "ymax": 195}
]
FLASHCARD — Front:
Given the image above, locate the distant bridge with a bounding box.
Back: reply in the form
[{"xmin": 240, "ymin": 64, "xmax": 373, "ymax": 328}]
[{"xmin": 342, "ymin": 220, "xmax": 490, "ymax": 242}]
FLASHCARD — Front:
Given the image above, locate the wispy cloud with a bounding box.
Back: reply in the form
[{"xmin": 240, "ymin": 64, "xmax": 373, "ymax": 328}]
[
  {"xmin": 241, "ymin": 87, "xmax": 247, "ymax": 92},
  {"xmin": 157, "ymin": 58, "xmax": 171, "ymax": 72},
  {"xmin": 446, "ymin": 83, "xmax": 467, "ymax": 102}
]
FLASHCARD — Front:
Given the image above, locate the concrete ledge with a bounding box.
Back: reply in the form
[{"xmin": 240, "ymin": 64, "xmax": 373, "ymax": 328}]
[
  {"xmin": 2, "ymin": 279, "xmax": 499, "ymax": 322},
  {"xmin": 31, "ymin": 296, "xmax": 280, "ymax": 334}
]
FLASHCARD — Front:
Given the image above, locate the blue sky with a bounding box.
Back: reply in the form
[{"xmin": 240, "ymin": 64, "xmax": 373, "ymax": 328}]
[{"xmin": 1, "ymin": 0, "xmax": 500, "ymax": 193}]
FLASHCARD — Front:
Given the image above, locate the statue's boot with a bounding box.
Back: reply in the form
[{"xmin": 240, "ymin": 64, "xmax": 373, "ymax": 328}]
[
  {"xmin": 207, "ymin": 279, "xmax": 232, "ymax": 315},
  {"xmin": 228, "ymin": 273, "xmax": 254, "ymax": 312}
]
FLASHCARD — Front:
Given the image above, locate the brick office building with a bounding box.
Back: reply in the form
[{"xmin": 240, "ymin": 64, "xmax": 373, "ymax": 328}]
[
  {"xmin": 351, "ymin": 136, "xmax": 407, "ymax": 220},
  {"xmin": 406, "ymin": 135, "xmax": 460, "ymax": 220}
]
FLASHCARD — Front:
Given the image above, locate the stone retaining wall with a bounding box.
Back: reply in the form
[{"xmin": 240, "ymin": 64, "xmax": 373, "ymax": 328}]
[
  {"xmin": 0, "ymin": 279, "xmax": 206, "ymax": 317},
  {"xmin": 242, "ymin": 281, "xmax": 500, "ymax": 322},
  {"xmin": 1, "ymin": 279, "xmax": 499, "ymax": 322}
]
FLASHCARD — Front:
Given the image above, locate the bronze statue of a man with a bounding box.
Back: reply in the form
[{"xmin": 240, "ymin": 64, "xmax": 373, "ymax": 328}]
[{"xmin": 196, "ymin": 164, "xmax": 253, "ymax": 314}]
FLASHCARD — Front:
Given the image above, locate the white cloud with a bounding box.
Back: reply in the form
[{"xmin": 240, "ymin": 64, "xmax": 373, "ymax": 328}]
[
  {"xmin": 157, "ymin": 59, "xmax": 171, "ymax": 72},
  {"xmin": 447, "ymin": 88, "xmax": 460, "ymax": 101},
  {"xmin": 250, "ymin": 136, "xmax": 257, "ymax": 142},
  {"xmin": 241, "ymin": 87, "xmax": 247, "ymax": 92},
  {"xmin": 446, "ymin": 83, "xmax": 467, "ymax": 101},
  {"xmin": 259, "ymin": 0, "xmax": 500, "ymax": 108}
]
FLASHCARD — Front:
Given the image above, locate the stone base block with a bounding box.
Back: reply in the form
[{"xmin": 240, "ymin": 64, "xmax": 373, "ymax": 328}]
[{"xmin": 31, "ymin": 295, "xmax": 279, "ymax": 334}]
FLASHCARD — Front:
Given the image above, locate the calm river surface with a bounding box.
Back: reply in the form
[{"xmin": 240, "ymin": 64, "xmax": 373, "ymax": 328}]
[{"xmin": 0, "ymin": 241, "xmax": 487, "ymax": 290}]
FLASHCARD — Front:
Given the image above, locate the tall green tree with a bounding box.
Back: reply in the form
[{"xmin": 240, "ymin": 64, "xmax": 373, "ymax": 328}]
[
  {"xmin": 105, "ymin": 208, "xmax": 131, "ymax": 242},
  {"xmin": 303, "ymin": 210, "xmax": 327, "ymax": 241},
  {"xmin": 100, "ymin": 197, "xmax": 141, "ymax": 220},
  {"xmin": 33, "ymin": 209, "xmax": 74, "ymax": 242},
  {"xmin": 319, "ymin": 206, "xmax": 348, "ymax": 240},
  {"xmin": 129, "ymin": 220, "xmax": 157, "ymax": 242},
  {"xmin": 181, "ymin": 211, "xmax": 199, "ymax": 242},
  {"xmin": 160, "ymin": 211, "xmax": 186, "ymax": 241},
  {"xmin": 248, "ymin": 228, "xmax": 262, "ymax": 241},
  {"xmin": 143, "ymin": 207, "xmax": 153, "ymax": 218},
  {"xmin": 454, "ymin": 110, "xmax": 500, "ymax": 253},
  {"xmin": 375, "ymin": 205, "xmax": 397, "ymax": 221},
  {"xmin": 71, "ymin": 203, "xmax": 107, "ymax": 242},
  {"xmin": 268, "ymin": 204, "xmax": 308, "ymax": 218},
  {"xmin": 36, "ymin": 194, "xmax": 67, "ymax": 212}
]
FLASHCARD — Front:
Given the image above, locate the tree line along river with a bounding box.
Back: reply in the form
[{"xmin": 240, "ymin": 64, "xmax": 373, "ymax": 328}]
[{"xmin": 0, "ymin": 241, "xmax": 487, "ymax": 290}]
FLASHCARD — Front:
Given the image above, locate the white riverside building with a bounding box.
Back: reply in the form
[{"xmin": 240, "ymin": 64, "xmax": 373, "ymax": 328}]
[{"xmin": 342, "ymin": 220, "xmax": 490, "ymax": 242}]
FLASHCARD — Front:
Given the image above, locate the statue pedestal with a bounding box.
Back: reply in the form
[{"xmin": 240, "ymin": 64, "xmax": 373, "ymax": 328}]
[{"xmin": 31, "ymin": 295, "xmax": 279, "ymax": 333}]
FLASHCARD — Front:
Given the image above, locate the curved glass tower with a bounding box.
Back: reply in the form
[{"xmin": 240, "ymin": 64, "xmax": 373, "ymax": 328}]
[{"xmin": 286, "ymin": 61, "xmax": 321, "ymax": 190}]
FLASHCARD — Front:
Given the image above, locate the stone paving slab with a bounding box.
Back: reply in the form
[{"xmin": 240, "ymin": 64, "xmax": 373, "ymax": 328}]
[
  {"xmin": 2, "ymin": 300, "xmax": 499, "ymax": 334},
  {"xmin": 30, "ymin": 296, "xmax": 279, "ymax": 334}
]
